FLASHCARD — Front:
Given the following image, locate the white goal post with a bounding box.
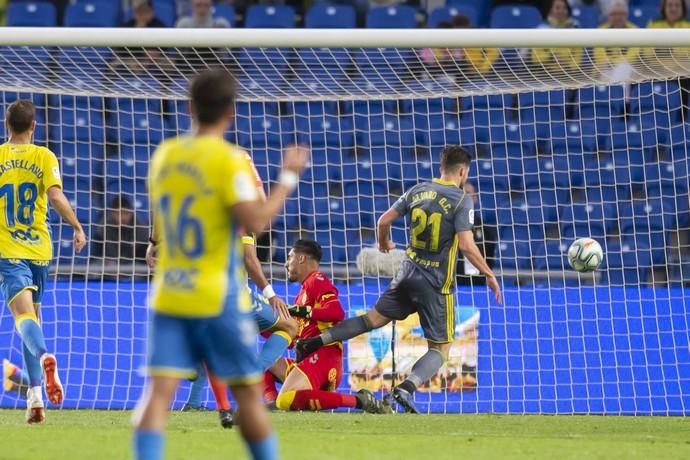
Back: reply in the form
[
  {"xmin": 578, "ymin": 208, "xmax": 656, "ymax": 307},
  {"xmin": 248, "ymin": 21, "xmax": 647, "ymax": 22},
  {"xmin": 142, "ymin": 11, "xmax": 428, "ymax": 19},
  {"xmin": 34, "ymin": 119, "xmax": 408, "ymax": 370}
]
[{"xmin": 0, "ymin": 27, "xmax": 688, "ymax": 414}]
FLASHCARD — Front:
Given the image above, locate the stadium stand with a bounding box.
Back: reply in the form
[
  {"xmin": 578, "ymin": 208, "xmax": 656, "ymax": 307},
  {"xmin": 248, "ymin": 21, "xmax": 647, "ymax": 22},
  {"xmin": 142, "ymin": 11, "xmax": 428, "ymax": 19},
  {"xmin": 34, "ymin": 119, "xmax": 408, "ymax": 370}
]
[{"xmin": 0, "ymin": 1, "xmax": 688, "ymax": 287}]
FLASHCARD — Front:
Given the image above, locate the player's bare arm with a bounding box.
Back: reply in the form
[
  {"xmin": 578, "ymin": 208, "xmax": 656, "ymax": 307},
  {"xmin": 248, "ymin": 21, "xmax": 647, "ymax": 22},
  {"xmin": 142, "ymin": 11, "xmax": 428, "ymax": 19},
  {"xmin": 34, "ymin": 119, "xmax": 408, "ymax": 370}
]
[
  {"xmin": 457, "ymin": 230, "xmax": 502, "ymax": 304},
  {"xmin": 145, "ymin": 220, "xmax": 160, "ymax": 269},
  {"xmin": 232, "ymin": 145, "xmax": 309, "ymax": 234},
  {"xmin": 376, "ymin": 208, "xmax": 400, "ymax": 253},
  {"xmin": 243, "ymin": 241, "xmax": 290, "ymax": 320},
  {"xmin": 46, "ymin": 185, "xmax": 86, "ymax": 253}
]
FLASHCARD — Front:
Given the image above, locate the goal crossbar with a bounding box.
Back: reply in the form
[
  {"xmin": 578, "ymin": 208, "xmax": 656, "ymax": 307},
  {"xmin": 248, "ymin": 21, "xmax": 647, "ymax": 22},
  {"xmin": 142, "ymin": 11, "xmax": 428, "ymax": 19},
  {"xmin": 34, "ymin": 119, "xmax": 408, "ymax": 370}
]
[{"xmin": 0, "ymin": 27, "xmax": 690, "ymax": 49}]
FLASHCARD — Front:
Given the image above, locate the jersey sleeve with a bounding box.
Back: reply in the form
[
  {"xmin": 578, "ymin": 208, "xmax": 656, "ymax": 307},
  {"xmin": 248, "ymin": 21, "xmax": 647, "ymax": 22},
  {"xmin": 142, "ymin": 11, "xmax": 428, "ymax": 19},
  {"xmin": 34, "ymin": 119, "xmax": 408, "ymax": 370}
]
[
  {"xmin": 307, "ymin": 275, "xmax": 344, "ymax": 322},
  {"xmin": 453, "ymin": 193, "xmax": 475, "ymax": 233},
  {"xmin": 391, "ymin": 190, "xmax": 410, "ymax": 215},
  {"xmin": 223, "ymin": 152, "xmax": 259, "ymax": 207},
  {"xmin": 43, "ymin": 150, "xmax": 62, "ymax": 190},
  {"xmin": 244, "ymin": 151, "xmax": 263, "ymax": 188}
]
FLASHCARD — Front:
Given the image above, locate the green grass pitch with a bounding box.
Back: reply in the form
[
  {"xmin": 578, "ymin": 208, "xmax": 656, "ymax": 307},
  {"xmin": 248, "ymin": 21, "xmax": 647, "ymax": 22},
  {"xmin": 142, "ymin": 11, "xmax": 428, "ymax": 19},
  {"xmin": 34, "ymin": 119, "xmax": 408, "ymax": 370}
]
[{"xmin": 1, "ymin": 410, "xmax": 689, "ymax": 459}]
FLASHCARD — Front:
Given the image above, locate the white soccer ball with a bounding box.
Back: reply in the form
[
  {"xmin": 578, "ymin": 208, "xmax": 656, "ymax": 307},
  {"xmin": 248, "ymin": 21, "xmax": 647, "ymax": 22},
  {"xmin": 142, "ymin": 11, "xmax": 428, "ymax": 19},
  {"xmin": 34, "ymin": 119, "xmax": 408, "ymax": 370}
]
[{"xmin": 567, "ymin": 238, "xmax": 604, "ymax": 273}]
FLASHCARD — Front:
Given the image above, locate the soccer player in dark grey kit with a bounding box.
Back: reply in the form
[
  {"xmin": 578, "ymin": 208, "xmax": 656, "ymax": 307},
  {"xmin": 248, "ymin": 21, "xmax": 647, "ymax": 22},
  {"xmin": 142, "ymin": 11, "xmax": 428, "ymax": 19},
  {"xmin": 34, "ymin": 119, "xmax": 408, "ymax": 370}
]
[{"xmin": 297, "ymin": 146, "xmax": 502, "ymax": 413}]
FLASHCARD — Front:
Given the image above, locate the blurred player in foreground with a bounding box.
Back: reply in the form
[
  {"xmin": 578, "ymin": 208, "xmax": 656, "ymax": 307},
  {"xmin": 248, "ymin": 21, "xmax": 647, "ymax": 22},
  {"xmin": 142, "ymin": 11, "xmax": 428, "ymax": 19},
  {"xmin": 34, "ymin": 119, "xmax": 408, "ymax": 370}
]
[
  {"xmin": 0, "ymin": 100, "xmax": 86, "ymax": 423},
  {"xmin": 133, "ymin": 69, "xmax": 308, "ymax": 460},
  {"xmin": 264, "ymin": 239, "xmax": 388, "ymax": 414},
  {"xmin": 297, "ymin": 146, "xmax": 501, "ymax": 413},
  {"xmin": 146, "ymin": 158, "xmax": 298, "ymax": 429}
]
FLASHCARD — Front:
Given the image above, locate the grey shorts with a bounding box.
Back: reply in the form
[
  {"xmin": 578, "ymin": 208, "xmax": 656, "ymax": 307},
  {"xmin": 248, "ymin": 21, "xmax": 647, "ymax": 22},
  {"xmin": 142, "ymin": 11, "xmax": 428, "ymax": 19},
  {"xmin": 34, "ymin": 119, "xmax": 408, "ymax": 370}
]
[{"xmin": 374, "ymin": 261, "xmax": 456, "ymax": 343}]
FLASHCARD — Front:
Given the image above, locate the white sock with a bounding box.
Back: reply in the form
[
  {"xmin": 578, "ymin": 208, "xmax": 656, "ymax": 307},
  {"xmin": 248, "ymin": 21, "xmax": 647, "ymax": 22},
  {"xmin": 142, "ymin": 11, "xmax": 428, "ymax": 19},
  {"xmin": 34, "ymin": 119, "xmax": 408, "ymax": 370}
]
[{"xmin": 30, "ymin": 386, "xmax": 43, "ymax": 401}]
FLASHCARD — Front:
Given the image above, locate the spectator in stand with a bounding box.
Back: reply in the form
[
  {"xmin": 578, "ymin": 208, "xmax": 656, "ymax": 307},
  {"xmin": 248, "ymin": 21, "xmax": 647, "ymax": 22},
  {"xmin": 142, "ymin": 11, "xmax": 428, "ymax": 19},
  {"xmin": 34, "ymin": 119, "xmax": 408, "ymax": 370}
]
[
  {"xmin": 648, "ymin": 0, "xmax": 690, "ymax": 29},
  {"xmin": 456, "ymin": 182, "xmax": 496, "ymax": 286},
  {"xmin": 594, "ymin": 1, "xmax": 640, "ymax": 85},
  {"xmin": 176, "ymin": 0, "xmax": 229, "ymax": 28},
  {"xmin": 124, "ymin": 0, "xmax": 166, "ymax": 27},
  {"xmin": 92, "ymin": 195, "xmax": 149, "ymax": 265},
  {"xmin": 420, "ymin": 16, "xmax": 499, "ymax": 82},
  {"xmin": 531, "ymin": 0, "xmax": 583, "ymax": 72},
  {"xmin": 647, "ymin": 0, "xmax": 690, "ymax": 107}
]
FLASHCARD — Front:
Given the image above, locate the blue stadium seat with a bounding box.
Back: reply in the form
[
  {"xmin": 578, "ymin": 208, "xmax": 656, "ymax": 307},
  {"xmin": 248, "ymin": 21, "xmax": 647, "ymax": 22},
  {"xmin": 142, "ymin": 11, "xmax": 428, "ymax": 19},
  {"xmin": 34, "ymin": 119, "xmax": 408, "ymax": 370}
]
[
  {"xmin": 306, "ymin": 4, "xmax": 356, "ymax": 28},
  {"xmin": 64, "ymin": 2, "xmax": 119, "ymax": 27},
  {"xmin": 617, "ymin": 198, "xmax": 667, "ymax": 263},
  {"xmin": 367, "ymin": 5, "xmax": 417, "ymax": 28},
  {"xmin": 245, "ymin": 5, "xmax": 295, "ymax": 28},
  {"xmin": 549, "ymin": 121, "xmax": 598, "ymax": 153},
  {"xmin": 524, "ymin": 190, "xmax": 559, "ymax": 225},
  {"xmin": 355, "ymin": 48, "xmax": 414, "ymax": 83},
  {"xmin": 7, "ymin": 2, "xmax": 57, "ymax": 26},
  {"xmin": 57, "ymin": 142, "xmax": 104, "ymax": 181},
  {"xmin": 296, "ymin": 114, "xmax": 354, "ymax": 149},
  {"xmin": 533, "ymin": 240, "xmax": 569, "ymax": 270},
  {"xmin": 49, "ymin": 107, "xmax": 106, "ymax": 144},
  {"xmin": 490, "ymin": 5, "xmax": 542, "ymax": 28},
  {"xmin": 629, "ymin": 6, "xmax": 658, "ymax": 28},
  {"xmin": 235, "ymin": 48, "xmax": 292, "ymax": 82},
  {"xmin": 167, "ymin": 99, "xmax": 191, "ymax": 134},
  {"xmin": 235, "ymin": 113, "xmax": 290, "ymax": 149},
  {"xmin": 668, "ymin": 256, "xmax": 690, "ymax": 287},
  {"xmin": 316, "ymin": 229, "xmax": 348, "ymax": 263},
  {"xmin": 446, "ymin": 0, "xmax": 490, "ymax": 26},
  {"xmin": 560, "ymin": 202, "xmax": 611, "ymax": 240},
  {"xmin": 631, "ymin": 80, "xmax": 682, "ymax": 114},
  {"xmin": 213, "ymin": 4, "xmax": 235, "ymax": 27},
  {"xmin": 570, "ymin": 5, "xmax": 599, "ymax": 28},
  {"xmin": 283, "ymin": 195, "xmax": 313, "ymax": 230},
  {"xmin": 154, "ymin": 0, "xmax": 176, "ymax": 26},
  {"xmin": 428, "ymin": 5, "xmax": 478, "ymax": 27},
  {"xmin": 496, "ymin": 202, "xmax": 545, "ymax": 244},
  {"xmin": 355, "ymin": 114, "xmax": 415, "ymax": 147},
  {"xmin": 495, "ymin": 239, "xmax": 532, "ymax": 271},
  {"xmin": 601, "ymin": 238, "xmax": 652, "ymax": 285},
  {"xmin": 296, "ymin": 48, "xmax": 352, "ymax": 88},
  {"xmin": 414, "ymin": 110, "xmax": 468, "ymax": 147}
]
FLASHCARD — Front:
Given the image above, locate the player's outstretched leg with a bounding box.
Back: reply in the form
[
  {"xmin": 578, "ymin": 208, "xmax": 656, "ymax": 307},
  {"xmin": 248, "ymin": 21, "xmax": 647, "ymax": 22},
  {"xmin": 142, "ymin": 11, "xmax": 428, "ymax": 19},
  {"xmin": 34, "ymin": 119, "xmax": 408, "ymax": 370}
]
[
  {"xmin": 253, "ymin": 293, "xmax": 299, "ymax": 371},
  {"xmin": 231, "ymin": 382, "xmax": 278, "ymax": 460},
  {"xmin": 275, "ymin": 388, "xmax": 389, "ymax": 413},
  {"xmin": 390, "ymin": 345, "xmax": 448, "ymax": 414},
  {"xmin": 295, "ymin": 308, "xmax": 389, "ymax": 357},
  {"xmin": 3, "ymin": 359, "xmax": 29, "ymax": 398}
]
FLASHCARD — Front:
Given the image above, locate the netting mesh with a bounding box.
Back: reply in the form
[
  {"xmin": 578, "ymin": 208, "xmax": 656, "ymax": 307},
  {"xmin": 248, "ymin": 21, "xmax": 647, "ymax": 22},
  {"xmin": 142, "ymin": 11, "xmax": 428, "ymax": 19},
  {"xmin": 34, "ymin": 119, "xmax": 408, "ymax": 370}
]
[{"xmin": 0, "ymin": 41, "xmax": 688, "ymax": 413}]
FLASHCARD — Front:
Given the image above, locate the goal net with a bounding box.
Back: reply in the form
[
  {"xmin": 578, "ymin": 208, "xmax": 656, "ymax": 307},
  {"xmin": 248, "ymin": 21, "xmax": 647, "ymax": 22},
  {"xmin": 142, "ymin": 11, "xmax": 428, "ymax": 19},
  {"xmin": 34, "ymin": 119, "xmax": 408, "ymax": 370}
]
[{"xmin": 0, "ymin": 28, "xmax": 688, "ymax": 414}]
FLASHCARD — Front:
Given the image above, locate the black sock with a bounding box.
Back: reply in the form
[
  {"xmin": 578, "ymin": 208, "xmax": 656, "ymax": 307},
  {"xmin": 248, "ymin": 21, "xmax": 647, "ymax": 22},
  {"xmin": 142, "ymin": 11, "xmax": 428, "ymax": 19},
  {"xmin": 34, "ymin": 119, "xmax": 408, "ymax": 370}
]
[{"xmin": 398, "ymin": 379, "xmax": 417, "ymax": 395}]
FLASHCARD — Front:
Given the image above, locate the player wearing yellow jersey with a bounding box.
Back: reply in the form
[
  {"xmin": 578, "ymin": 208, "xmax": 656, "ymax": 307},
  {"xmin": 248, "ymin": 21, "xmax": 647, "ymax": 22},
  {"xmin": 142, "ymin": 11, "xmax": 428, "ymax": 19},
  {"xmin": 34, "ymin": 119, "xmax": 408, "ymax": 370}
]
[
  {"xmin": 132, "ymin": 70, "xmax": 308, "ymax": 460},
  {"xmin": 0, "ymin": 100, "xmax": 86, "ymax": 424}
]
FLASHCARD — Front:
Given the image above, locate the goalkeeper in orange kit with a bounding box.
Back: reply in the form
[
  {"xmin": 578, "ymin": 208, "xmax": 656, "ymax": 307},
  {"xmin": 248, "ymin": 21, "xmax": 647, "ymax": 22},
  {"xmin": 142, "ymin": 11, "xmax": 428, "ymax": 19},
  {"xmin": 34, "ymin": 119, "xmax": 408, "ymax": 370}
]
[{"xmin": 263, "ymin": 239, "xmax": 389, "ymax": 414}]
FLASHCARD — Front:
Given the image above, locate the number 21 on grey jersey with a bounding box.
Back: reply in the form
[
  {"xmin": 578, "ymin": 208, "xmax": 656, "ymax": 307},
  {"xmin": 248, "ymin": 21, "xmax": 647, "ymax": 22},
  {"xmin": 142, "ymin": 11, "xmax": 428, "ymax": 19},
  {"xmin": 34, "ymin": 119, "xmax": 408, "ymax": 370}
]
[{"xmin": 392, "ymin": 179, "xmax": 474, "ymax": 292}]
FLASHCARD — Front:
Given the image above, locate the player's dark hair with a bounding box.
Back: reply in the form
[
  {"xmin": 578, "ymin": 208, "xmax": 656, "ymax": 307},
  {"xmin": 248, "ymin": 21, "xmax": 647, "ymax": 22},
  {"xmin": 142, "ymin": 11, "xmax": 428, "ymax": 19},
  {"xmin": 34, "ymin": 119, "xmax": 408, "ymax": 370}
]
[
  {"xmin": 293, "ymin": 239, "xmax": 322, "ymax": 263},
  {"xmin": 440, "ymin": 145, "xmax": 472, "ymax": 173},
  {"xmin": 189, "ymin": 70, "xmax": 236, "ymax": 125},
  {"xmin": 6, "ymin": 100, "xmax": 35, "ymax": 134}
]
